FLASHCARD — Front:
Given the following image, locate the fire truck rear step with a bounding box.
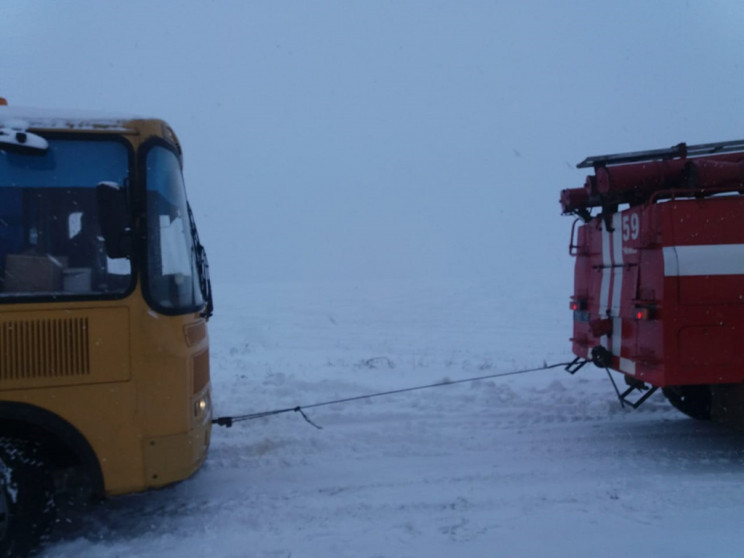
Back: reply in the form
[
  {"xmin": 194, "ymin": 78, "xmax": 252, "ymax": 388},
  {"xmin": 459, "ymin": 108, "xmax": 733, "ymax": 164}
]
[{"xmin": 607, "ymin": 372, "xmax": 659, "ymax": 410}]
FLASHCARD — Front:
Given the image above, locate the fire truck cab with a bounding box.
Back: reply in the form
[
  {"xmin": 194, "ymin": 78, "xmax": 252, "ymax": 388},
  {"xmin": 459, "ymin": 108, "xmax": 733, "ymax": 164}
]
[{"xmin": 562, "ymin": 139, "xmax": 744, "ymax": 426}]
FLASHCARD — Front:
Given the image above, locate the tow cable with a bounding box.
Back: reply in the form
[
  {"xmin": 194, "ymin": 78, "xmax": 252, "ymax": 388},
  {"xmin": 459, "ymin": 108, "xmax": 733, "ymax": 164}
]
[{"xmin": 212, "ymin": 360, "xmax": 574, "ymax": 430}]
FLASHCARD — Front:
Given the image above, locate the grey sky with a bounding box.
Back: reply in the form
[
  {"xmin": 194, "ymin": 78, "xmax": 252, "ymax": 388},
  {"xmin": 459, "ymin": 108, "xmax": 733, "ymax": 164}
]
[{"xmin": 3, "ymin": 1, "xmax": 744, "ymax": 291}]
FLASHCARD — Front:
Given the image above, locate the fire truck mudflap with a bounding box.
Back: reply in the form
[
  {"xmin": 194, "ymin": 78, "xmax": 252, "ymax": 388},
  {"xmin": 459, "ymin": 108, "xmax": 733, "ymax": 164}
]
[{"xmin": 562, "ymin": 139, "xmax": 744, "ymax": 427}]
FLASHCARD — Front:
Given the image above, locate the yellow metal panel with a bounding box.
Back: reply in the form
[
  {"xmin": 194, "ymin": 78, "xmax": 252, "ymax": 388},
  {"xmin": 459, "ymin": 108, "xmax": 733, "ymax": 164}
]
[
  {"xmin": 0, "ymin": 307, "xmax": 130, "ymax": 390},
  {"xmin": 143, "ymin": 422, "xmax": 210, "ymax": 489}
]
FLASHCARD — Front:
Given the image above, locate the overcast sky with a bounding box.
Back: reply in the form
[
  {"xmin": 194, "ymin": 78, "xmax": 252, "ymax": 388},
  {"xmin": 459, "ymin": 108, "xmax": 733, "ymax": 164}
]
[{"xmin": 3, "ymin": 1, "xmax": 744, "ymax": 295}]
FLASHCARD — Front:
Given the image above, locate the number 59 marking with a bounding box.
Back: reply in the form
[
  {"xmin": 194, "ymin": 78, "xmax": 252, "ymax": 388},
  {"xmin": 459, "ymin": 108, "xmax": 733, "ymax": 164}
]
[{"xmin": 622, "ymin": 213, "xmax": 639, "ymax": 241}]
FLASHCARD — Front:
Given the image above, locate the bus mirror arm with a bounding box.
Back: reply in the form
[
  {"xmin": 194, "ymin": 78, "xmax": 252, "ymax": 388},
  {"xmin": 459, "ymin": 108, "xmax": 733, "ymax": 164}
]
[{"xmin": 96, "ymin": 182, "xmax": 132, "ymax": 259}]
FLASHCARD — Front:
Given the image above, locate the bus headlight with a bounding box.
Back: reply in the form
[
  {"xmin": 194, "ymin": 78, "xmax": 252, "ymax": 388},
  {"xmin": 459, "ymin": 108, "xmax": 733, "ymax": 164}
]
[{"xmin": 194, "ymin": 394, "xmax": 211, "ymax": 419}]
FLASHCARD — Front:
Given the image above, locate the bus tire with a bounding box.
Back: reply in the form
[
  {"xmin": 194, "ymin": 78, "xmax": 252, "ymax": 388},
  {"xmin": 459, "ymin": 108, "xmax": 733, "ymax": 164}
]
[{"xmin": 0, "ymin": 437, "xmax": 56, "ymax": 558}]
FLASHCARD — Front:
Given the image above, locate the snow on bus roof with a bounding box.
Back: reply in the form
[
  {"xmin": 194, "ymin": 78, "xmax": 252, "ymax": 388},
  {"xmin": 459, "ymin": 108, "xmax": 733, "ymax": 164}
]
[{"xmin": 0, "ymin": 105, "xmax": 145, "ymax": 131}]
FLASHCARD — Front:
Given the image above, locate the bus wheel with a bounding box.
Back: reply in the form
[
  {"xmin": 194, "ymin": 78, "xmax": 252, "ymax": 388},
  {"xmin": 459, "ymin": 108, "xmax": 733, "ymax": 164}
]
[
  {"xmin": 0, "ymin": 438, "xmax": 56, "ymax": 558},
  {"xmin": 662, "ymin": 385, "xmax": 712, "ymax": 420}
]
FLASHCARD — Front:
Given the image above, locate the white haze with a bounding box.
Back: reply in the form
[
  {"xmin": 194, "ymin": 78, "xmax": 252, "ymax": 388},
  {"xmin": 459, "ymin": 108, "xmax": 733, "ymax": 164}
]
[{"xmin": 4, "ymin": 1, "xmax": 744, "ymax": 291}]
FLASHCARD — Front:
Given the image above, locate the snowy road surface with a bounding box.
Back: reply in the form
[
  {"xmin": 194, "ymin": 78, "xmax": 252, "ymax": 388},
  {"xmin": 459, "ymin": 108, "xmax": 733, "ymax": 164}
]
[{"xmin": 40, "ymin": 281, "xmax": 744, "ymax": 558}]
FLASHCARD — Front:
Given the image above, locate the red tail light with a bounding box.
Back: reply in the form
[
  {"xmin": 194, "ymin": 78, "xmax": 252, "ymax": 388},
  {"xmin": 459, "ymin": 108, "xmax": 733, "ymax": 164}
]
[
  {"xmin": 570, "ymin": 299, "xmax": 587, "ymax": 311},
  {"xmin": 635, "ymin": 307, "xmax": 653, "ymax": 320}
]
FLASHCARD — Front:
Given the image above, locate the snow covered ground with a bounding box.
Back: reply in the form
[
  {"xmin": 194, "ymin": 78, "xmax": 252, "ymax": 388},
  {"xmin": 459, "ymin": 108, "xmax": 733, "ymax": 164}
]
[{"xmin": 39, "ymin": 279, "xmax": 744, "ymax": 558}]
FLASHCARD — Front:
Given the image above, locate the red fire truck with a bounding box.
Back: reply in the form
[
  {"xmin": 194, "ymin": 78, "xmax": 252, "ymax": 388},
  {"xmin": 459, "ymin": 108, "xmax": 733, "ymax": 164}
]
[{"xmin": 562, "ymin": 139, "xmax": 744, "ymax": 427}]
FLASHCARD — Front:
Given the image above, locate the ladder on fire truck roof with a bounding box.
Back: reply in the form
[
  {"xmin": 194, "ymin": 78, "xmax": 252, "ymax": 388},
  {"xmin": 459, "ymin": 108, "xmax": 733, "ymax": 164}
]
[{"xmin": 577, "ymin": 138, "xmax": 744, "ymax": 169}]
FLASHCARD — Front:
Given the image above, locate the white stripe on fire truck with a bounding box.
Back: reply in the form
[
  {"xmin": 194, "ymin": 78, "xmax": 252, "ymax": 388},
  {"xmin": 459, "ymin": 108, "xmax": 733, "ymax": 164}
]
[
  {"xmin": 599, "ymin": 221, "xmax": 612, "ymax": 350},
  {"xmin": 595, "ymin": 213, "xmax": 636, "ymax": 374},
  {"xmin": 663, "ymin": 244, "xmax": 744, "ymax": 276},
  {"xmin": 619, "ymin": 357, "xmax": 636, "ymax": 375},
  {"xmin": 599, "ymin": 221, "xmax": 612, "ymax": 314},
  {"xmin": 610, "ymin": 214, "xmax": 624, "ymax": 358},
  {"xmin": 611, "ymin": 215, "xmax": 623, "ymax": 315}
]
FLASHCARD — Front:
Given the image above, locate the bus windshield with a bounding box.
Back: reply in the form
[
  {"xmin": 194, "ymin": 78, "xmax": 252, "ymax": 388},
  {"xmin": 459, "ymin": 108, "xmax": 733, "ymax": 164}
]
[{"xmin": 0, "ymin": 137, "xmax": 132, "ymax": 299}]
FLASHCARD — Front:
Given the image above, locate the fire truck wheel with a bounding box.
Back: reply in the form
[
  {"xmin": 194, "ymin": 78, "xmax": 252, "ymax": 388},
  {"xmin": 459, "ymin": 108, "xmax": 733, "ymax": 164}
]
[
  {"xmin": 662, "ymin": 385, "xmax": 712, "ymax": 421},
  {"xmin": 0, "ymin": 437, "xmax": 56, "ymax": 558}
]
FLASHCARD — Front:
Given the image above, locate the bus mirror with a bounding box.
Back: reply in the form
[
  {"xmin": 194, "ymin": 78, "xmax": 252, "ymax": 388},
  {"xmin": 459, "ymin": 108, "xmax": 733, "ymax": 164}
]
[
  {"xmin": 0, "ymin": 128, "xmax": 49, "ymax": 153},
  {"xmin": 96, "ymin": 182, "xmax": 132, "ymax": 259}
]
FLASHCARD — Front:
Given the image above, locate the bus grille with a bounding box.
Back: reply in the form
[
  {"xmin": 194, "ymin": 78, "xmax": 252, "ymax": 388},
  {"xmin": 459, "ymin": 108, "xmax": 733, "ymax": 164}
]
[{"xmin": 0, "ymin": 318, "xmax": 90, "ymax": 380}]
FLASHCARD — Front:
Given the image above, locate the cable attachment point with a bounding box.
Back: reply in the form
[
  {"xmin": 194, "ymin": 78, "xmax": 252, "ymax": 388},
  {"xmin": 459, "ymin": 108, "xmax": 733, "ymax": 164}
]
[
  {"xmin": 590, "ymin": 346, "xmax": 613, "ymax": 368},
  {"xmin": 294, "ymin": 407, "xmax": 323, "ymax": 430},
  {"xmin": 214, "ymin": 416, "xmax": 234, "ymax": 428}
]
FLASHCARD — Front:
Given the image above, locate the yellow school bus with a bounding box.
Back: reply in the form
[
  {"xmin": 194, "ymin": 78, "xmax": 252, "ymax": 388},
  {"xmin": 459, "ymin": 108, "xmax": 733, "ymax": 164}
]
[{"xmin": 0, "ymin": 100, "xmax": 213, "ymax": 556}]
